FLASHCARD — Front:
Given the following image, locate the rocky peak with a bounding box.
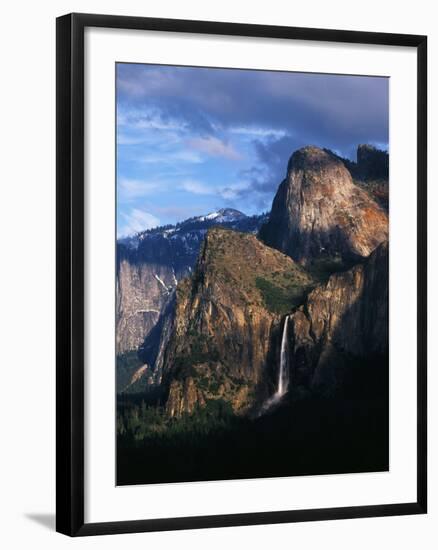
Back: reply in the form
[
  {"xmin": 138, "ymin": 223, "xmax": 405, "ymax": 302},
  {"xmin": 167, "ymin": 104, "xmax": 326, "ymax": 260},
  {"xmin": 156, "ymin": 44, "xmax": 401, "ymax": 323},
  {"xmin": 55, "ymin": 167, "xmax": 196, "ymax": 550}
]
[
  {"xmin": 162, "ymin": 227, "xmax": 314, "ymax": 417},
  {"xmin": 259, "ymin": 145, "xmax": 388, "ymax": 265},
  {"xmin": 116, "ymin": 211, "xmax": 267, "ymax": 355},
  {"xmin": 200, "ymin": 208, "xmax": 247, "ymax": 223},
  {"xmin": 287, "ymin": 145, "xmax": 341, "ymax": 173}
]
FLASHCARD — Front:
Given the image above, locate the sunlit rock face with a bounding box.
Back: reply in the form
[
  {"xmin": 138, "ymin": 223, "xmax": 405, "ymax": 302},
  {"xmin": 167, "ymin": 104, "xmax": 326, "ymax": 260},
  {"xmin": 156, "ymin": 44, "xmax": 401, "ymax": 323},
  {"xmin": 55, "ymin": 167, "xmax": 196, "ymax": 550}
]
[
  {"xmin": 162, "ymin": 228, "xmax": 314, "ymax": 417},
  {"xmin": 259, "ymin": 146, "xmax": 388, "ymax": 265},
  {"xmin": 117, "ymin": 145, "xmax": 390, "ymax": 416}
]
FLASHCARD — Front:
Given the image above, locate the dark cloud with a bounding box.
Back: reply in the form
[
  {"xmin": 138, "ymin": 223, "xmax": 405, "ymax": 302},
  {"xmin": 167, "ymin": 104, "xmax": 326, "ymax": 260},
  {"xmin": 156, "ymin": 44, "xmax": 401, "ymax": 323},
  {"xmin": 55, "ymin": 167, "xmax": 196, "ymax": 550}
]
[
  {"xmin": 117, "ymin": 63, "xmax": 388, "ymax": 215},
  {"xmin": 117, "ymin": 64, "xmax": 389, "ymax": 155}
]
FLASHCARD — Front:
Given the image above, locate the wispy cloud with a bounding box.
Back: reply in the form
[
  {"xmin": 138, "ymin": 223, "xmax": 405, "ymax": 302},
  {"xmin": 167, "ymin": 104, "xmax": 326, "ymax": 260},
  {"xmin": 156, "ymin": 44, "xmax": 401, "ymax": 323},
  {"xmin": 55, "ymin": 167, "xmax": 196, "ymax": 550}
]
[
  {"xmin": 219, "ymin": 182, "xmax": 249, "ymax": 200},
  {"xmin": 140, "ymin": 150, "xmax": 203, "ymax": 165},
  {"xmin": 118, "ymin": 178, "xmax": 162, "ymax": 200},
  {"xmin": 117, "ymin": 64, "xmax": 389, "ymax": 154},
  {"xmin": 117, "ymin": 67, "xmax": 182, "ymax": 98},
  {"xmin": 117, "ymin": 107, "xmax": 187, "ymax": 132},
  {"xmin": 180, "ymin": 179, "xmax": 249, "ymax": 201},
  {"xmin": 118, "ymin": 209, "xmax": 160, "ymax": 237},
  {"xmin": 116, "ymin": 63, "xmax": 388, "ymax": 224},
  {"xmin": 229, "ymin": 126, "xmax": 287, "ymax": 139},
  {"xmin": 117, "ymin": 133, "xmax": 147, "ymax": 146},
  {"xmin": 187, "ymin": 136, "xmax": 242, "ymax": 160},
  {"xmin": 180, "ymin": 180, "xmax": 212, "ymax": 195}
]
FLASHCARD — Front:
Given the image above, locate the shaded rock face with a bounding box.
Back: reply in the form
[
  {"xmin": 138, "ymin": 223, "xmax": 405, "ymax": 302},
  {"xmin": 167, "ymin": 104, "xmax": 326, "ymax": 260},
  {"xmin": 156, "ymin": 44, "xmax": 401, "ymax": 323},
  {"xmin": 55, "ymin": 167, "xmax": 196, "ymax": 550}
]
[
  {"xmin": 289, "ymin": 241, "xmax": 388, "ymax": 393},
  {"xmin": 116, "ymin": 254, "xmax": 179, "ymax": 354},
  {"xmin": 116, "ymin": 146, "xmax": 389, "ymax": 419},
  {"xmin": 162, "ymin": 228, "xmax": 314, "ymax": 416},
  {"xmin": 138, "ymin": 293, "xmax": 177, "ymax": 385},
  {"xmin": 259, "ymin": 146, "xmax": 388, "ymax": 265},
  {"xmin": 338, "ymin": 145, "xmax": 389, "ymax": 210}
]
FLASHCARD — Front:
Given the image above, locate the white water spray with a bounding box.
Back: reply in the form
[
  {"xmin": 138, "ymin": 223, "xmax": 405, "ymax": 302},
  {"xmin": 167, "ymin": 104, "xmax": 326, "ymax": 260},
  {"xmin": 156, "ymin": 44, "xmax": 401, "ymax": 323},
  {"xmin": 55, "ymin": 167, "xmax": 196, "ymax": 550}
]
[
  {"xmin": 259, "ymin": 315, "xmax": 290, "ymax": 413},
  {"xmin": 277, "ymin": 315, "xmax": 290, "ymax": 396}
]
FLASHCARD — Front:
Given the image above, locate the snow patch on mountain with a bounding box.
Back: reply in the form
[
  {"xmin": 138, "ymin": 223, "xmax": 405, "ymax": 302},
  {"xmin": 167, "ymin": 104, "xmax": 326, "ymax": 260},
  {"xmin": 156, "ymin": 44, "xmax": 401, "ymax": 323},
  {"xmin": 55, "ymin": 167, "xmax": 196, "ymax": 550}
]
[
  {"xmin": 154, "ymin": 274, "xmax": 169, "ymax": 292},
  {"xmin": 118, "ymin": 208, "xmax": 267, "ymax": 251}
]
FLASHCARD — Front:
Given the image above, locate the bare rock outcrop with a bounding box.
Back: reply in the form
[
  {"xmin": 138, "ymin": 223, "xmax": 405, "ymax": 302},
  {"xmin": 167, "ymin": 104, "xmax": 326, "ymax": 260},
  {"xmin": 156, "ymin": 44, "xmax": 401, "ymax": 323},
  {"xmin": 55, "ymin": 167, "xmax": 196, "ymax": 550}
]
[
  {"xmin": 289, "ymin": 240, "xmax": 388, "ymax": 392},
  {"xmin": 259, "ymin": 146, "xmax": 388, "ymax": 265},
  {"xmin": 116, "ymin": 257, "xmax": 178, "ymax": 354},
  {"xmin": 116, "ymin": 210, "xmax": 267, "ymax": 355},
  {"xmin": 162, "ymin": 228, "xmax": 314, "ymax": 416}
]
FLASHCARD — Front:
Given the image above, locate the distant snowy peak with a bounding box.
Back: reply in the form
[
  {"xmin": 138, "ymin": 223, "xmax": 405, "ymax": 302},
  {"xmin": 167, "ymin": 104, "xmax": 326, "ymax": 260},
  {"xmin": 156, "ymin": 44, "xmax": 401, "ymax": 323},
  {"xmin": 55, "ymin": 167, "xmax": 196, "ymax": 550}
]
[
  {"xmin": 118, "ymin": 208, "xmax": 266, "ymax": 250},
  {"xmin": 199, "ymin": 208, "xmax": 247, "ymax": 223}
]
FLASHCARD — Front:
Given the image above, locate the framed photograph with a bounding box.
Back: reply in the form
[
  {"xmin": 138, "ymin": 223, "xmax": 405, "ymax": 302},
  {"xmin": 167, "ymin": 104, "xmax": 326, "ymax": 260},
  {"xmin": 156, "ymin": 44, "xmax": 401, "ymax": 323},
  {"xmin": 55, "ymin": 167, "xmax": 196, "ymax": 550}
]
[{"xmin": 56, "ymin": 13, "xmax": 427, "ymax": 536}]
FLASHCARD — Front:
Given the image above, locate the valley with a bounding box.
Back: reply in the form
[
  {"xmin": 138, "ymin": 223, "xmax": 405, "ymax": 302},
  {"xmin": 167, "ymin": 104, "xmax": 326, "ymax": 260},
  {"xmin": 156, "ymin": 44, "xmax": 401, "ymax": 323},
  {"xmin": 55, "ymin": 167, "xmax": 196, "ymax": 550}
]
[{"xmin": 116, "ymin": 144, "xmax": 389, "ymax": 485}]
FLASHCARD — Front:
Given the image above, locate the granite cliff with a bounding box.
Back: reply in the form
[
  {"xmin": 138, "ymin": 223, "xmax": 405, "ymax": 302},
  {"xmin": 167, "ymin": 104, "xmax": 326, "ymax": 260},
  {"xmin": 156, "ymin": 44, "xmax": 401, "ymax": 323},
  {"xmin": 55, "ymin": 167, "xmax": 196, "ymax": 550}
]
[
  {"xmin": 288, "ymin": 240, "xmax": 388, "ymax": 394},
  {"xmin": 117, "ymin": 145, "xmax": 389, "ymax": 417},
  {"xmin": 337, "ymin": 144, "xmax": 389, "ymax": 210},
  {"xmin": 259, "ymin": 146, "xmax": 388, "ymax": 265},
  {"xmin": 117, "ymin": 142, "xmax": 390, "ymax": 485},
  {"xmin": 162, "ymin": 228, "xmax": 314, "ymax": 416},
  {"xmin": 116, "ymin": 252, "xmax": 177, "ymax": 355},
  {"xmin": 116, "ymin": 209, "xmax": 267, "ymax": 356}
]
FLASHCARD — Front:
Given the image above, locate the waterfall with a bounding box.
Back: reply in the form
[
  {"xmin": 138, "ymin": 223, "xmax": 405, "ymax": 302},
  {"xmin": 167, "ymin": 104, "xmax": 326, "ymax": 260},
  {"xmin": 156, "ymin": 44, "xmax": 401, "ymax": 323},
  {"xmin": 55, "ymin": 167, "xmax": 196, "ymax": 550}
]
[
  {"xmin": 277, "ymin": 315, "xmax": 289, "ymax": 396},
  {"xmin": 259, "ymin": 315, "xmax": 290, "ymax": 414}
]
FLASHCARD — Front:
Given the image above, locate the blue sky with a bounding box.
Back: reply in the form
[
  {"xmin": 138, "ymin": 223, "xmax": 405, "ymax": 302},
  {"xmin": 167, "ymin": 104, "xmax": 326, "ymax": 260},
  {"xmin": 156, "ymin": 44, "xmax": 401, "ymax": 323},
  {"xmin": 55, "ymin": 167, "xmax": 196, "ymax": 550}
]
[{"xmin": 116, "ymin": 63, "xmax": 388, "ymax": 237}]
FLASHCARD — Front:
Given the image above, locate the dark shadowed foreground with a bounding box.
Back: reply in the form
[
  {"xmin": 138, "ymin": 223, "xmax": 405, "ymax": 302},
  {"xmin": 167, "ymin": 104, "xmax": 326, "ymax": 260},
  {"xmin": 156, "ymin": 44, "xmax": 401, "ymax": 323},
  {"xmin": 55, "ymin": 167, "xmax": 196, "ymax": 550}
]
[{"xmin": 117, "ymin": 354, "xmax": 388, "ymax": 485}]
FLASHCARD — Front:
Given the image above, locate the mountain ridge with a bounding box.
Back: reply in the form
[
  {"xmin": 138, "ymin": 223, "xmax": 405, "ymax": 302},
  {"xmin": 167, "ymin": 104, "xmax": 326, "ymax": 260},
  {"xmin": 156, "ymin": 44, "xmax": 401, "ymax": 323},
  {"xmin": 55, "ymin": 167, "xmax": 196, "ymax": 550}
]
[
  {"xmin": 119, "ymin": 208, "xmax": 265, "ymax": 250},
  {"xmin": 259, "ymin": 145, "xmax": 388, "ymax": 265},
  {"xmin": 116, "ymin": 209, "xmax": 268, "ymax": 377},
  {"xmin": 117, "ymin": 144, "xmax": 389, "ymax": 420},
  {"xmin": 161, "ymin": 227, "xmax": 315, "ymax": 416}
]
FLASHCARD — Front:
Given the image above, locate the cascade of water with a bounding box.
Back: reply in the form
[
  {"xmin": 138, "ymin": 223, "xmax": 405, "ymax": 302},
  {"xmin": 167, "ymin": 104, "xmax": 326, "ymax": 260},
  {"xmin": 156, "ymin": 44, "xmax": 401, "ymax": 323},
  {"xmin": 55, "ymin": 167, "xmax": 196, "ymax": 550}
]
[
  {"xmin": 259, "ymin": 315, "xmax": 290, "ymax": 415},
  {"xmin": 278, "ymin": 315, "xmax": 289, "ymax": 396}
]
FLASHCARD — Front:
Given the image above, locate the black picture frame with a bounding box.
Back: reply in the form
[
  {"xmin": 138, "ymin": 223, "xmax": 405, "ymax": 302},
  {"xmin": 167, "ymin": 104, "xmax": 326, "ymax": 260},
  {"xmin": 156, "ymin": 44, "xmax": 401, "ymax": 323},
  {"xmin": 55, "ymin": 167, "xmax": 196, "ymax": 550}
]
[{"xmin": 56, "ymin": 12, "xmax": 427, "ymax": 537}]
